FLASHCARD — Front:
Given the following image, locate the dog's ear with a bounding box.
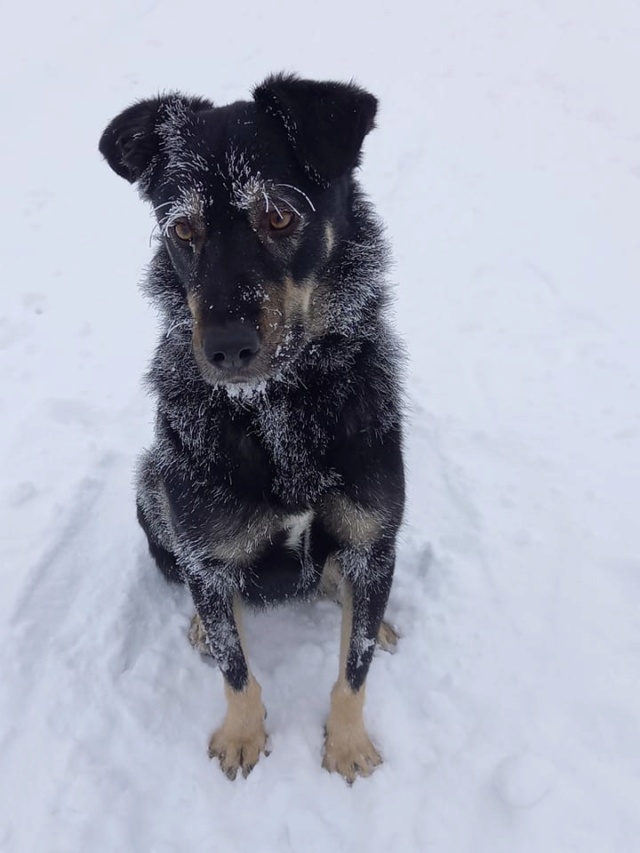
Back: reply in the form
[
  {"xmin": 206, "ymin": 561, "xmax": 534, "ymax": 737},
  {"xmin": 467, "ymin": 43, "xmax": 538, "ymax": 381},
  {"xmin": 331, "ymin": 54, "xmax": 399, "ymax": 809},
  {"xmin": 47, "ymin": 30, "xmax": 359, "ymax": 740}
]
[
  {"xmin": 253, "ymin": 73, "xmax": 378, "ymax": 184},
  {"xmin": 99, "ymin": 94, "xmax": 213, "ymax": 184}
]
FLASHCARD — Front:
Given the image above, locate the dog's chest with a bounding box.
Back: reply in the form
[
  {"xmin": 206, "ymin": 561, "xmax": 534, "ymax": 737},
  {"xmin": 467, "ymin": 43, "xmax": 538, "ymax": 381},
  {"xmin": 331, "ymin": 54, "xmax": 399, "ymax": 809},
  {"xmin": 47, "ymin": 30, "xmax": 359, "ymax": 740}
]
[{"xmin": 221, "ymin": 395, "xmax": 340, "ymax": 504}]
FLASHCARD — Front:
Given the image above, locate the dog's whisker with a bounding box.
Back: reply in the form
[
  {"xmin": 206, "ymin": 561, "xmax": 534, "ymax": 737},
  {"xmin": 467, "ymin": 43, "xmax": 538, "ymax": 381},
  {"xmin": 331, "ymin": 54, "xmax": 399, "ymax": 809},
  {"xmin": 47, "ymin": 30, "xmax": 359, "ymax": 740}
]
[
  {"xmin": 166, "ymin": 318, "xmax": 192, "ymax": 338},
  {"xmin": 153, "ymin": 201, "xmax": 175, "ymax": 214},
  {"xmin": 274, "ymin": 195, "xmax": 302, "ymax": 218},
  {"xmin": 274, "ymin": 183, "xmax": 316, "ymax": 212}
]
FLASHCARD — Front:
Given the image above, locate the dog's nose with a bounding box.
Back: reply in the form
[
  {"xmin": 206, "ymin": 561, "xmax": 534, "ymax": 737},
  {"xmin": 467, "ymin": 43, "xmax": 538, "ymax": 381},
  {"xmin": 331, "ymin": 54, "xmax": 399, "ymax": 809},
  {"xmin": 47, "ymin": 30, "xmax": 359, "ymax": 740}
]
[{"xmin": 202, "ymin": 322, "xmax": 261, "ymax": 370}]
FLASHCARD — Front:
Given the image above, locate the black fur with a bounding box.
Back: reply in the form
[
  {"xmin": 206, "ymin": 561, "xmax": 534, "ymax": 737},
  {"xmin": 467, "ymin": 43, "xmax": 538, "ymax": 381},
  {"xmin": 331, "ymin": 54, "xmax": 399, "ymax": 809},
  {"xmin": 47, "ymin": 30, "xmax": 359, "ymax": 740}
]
[{"xmin": 100, "ymin": 74, "xmax": 404, "ymax": 705}]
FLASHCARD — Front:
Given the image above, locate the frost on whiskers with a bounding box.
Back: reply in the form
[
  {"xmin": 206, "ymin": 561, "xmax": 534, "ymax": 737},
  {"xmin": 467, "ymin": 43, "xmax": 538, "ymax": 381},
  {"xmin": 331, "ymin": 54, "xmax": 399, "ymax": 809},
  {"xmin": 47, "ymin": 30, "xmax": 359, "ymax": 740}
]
[
  {"xmin": 223, "ymin": 146, "xmax": 315, "ymax": 220},
  {"xmin": 156, "ymin": 189, "xmax": 205, "ymax": 240},
  {"xmin": 223, "ymin": 147, "xmax": 265, "ymax": 211}
]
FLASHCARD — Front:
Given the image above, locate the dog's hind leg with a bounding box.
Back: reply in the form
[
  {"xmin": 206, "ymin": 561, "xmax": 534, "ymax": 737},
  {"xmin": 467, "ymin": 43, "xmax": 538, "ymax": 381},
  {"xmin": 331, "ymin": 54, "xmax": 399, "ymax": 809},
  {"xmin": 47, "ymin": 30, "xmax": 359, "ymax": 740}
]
[
  {"xmin": 322, "ymin": 542, "xmax": 395, "ymax": 783},
  {"xmin": 187, "ymin": 574, "xmax": 268, "ymax": 780},
  {"xmin": 188, "ymin": 612, "xmax": 210, "ymax": 655},
  {"xmin": 375, "ymin": 619, "xmax": 400, "ymax": 652},
  {"xmin": 136, "ymin": 451, "xmax": 183, "ymax": 583},
  {"xmin": 137, "ymin": 502, "xmax": 182, "ymax": 583},
  {"xmin": 318, "ymin": 557, "xmax": 399, "ymax": 653}
]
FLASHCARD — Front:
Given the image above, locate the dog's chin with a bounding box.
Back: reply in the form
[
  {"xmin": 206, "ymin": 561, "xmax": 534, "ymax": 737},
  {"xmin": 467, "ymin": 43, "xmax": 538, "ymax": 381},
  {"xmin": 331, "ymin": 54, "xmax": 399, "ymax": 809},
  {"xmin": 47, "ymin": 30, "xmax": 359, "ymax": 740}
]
[
  {"xmin": 198, "ymin": 367, "xmax": 268, "ymax": 390},
  {"xmin": 194, "ymin": 359, "xmax": 276, "ymax": 394},
  {"xmin": 219, "ymin": 378, "xmax": 270, "ymax": 400}
]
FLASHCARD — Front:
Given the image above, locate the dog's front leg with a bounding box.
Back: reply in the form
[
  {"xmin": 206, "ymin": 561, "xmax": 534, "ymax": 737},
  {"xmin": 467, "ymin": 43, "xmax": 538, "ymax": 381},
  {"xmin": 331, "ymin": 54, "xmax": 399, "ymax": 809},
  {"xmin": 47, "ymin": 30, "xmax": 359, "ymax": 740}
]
[
  {"xmin": 187, "ymin": 573, "xmax": 267, "ymax": 780},
  {"xmin": 322, "ymin": 541, "xmax": 395, "ymax": 783}
]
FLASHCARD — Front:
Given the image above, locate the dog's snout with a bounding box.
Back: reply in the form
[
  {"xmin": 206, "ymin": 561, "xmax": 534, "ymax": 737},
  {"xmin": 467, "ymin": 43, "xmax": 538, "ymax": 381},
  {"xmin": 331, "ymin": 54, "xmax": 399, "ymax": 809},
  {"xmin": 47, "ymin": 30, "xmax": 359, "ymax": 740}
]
[{"xmin": 202, "ymin": 322, "xmax": 261, "ymax": 370}]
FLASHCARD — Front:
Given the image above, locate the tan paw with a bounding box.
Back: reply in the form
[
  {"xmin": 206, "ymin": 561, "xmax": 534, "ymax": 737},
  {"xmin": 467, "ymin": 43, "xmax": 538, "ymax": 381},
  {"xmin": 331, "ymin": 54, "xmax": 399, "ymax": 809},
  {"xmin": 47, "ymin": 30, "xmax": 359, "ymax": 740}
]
[
  {"xmin": 208, "ymin": 720, "xmax": 269, "ymax": 780},
  {"xmin": 376, "ymin": 619, "xmax": 399, "ymax": 653},
  {"xmin": 188, "ymin": 613, "xmax": 211, "ymax": 656},
  {"xmin": 322, "ymin": 727, "xmax": 382, "ymax": 784},
  {"xmin": 208, "ymin": 676, "xmax": 269, "ymax": 780}
]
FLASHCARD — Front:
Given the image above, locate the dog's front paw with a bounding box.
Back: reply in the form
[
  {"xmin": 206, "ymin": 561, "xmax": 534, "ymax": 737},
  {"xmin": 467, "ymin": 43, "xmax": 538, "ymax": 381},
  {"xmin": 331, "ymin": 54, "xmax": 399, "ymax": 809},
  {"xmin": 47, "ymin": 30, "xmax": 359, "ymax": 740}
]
[
  {"xmin": 208, "ymin": 721, "xmax": 268, "ymax": 780},
  {"xmin": 208, "ymin": 676, "xmax": 269, "ymax": 780},
  {"xmin": 322, "ymin": 725, "xmax": 382, "ymax": 784}
]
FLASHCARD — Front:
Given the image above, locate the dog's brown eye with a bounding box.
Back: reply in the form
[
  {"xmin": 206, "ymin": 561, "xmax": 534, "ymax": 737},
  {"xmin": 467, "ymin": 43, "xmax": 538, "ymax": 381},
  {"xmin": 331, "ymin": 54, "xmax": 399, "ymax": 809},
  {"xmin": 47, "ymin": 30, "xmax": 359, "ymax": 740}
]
[
  {"xmin": 268, "ymin": 211, "xmax": 295, "ymax": 232},
  {"xmin": 173, "ymin": 221, "xmax": 193, "ymax": 242}
]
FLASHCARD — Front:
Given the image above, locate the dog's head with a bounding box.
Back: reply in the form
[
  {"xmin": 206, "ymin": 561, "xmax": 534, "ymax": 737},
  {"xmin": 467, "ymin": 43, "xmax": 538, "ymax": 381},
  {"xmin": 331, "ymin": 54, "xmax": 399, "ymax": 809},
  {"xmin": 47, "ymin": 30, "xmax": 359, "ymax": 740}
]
[{"xmin": 100, "ymin": 74, "xmax": 378, "ymax": 387}]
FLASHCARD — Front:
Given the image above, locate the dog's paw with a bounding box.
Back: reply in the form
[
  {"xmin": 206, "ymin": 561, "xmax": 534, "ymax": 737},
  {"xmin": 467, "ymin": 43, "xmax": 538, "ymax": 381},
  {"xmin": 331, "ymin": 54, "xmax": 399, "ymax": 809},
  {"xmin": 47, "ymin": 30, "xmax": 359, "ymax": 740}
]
[
  {"xmin": 188, "ymin": 613, "xmax": 212, "ymax": 656},
  {"xmin": 376, "ymin": 619, "xmax": 399, "ymax": 653},
  {"xmin": 208, "ymin": 677, "xmax": 269, "ymax": 780},
  {"xmin": 208, "ymin": 719, "xmax": 269, "ymax": 780},
  {"xmin": 322, "ymin": 726, "xmax": 382, "ymax": 784}
]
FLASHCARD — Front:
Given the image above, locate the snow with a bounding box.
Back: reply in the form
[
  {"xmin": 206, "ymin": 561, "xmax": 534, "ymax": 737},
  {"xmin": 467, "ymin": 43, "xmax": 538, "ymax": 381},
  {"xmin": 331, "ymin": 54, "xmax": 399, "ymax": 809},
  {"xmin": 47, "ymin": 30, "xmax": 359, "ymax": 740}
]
[{"xmin": 1, "ymin": 1, "xmax": 640, "ymax": 851}]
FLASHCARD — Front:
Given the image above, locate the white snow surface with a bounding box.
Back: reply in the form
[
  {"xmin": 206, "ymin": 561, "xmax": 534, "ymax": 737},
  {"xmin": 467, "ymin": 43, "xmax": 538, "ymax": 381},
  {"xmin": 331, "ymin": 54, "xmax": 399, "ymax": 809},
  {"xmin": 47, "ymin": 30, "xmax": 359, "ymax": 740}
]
[{"xmin": 1, "ymin": 2, "xmax": 640, "ymax": 851}]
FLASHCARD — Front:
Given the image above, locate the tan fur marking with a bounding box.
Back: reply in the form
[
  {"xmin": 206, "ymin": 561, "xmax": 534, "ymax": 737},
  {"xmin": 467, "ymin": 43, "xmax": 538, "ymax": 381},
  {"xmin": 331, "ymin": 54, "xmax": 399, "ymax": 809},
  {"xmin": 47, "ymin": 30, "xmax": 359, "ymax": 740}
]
[
  {"xmin": 208, "ymin": 675, "xmax": 268, "ymax": 780},
  {"xmin": 324, "ymin": 222, "xmax": 335, "ymax": 256},
  {"xmin": 189, "ymin": 612, "xmax": 208, "ymax": 654},
  {"xmin": 318, "ymin": 556, "xmax": 343, "ymax": 601},
  {"xmin": 209, "ymin": 508, "xmax": 303, "ymax": 567},
  {"xmin": 258, "ymin": 276, "xmax": 318, "ymax": 355},
  {"xmin": 317, "ymin": 558, "xmax": 400, "ymax": 652},
  {"xmin": 279, "ymin": 275, "xmax": 315, "ymax": 322},
  {"xmin": 232, "ymin": 593, "xmax": 250, "ymax": 659},
  {"xmin": 187, "ymin": 292, "xmax": 199, "ymax": 320},
  {"xmin": 205, "ymin": 595, "xmax": 268, "ymax": 779},
  {"xmin": 321, "ymin": 495, "xmax": 383, "ymax": 546},
  {"xmin": 187, "ymin": 293, "xmax": 206, "ymax": 356},
  {"xmin": 376, "ymin": 620, "xmax": 399, "ymax": 652},
  {"xmin": 210, "ymin": 538, "xmax": 261, "ymax": 567},
  {"xmin": 322, "ymin": 582, "xmax": 382, "ymax": 783}
]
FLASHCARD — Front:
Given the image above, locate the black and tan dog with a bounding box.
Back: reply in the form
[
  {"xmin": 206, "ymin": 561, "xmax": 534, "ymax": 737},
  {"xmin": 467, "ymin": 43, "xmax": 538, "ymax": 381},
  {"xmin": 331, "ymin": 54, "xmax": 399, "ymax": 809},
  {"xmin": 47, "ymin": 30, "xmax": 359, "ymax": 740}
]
[{"xmin": 99, "ymin": 74, "xmax": 405, "ymax": 783}]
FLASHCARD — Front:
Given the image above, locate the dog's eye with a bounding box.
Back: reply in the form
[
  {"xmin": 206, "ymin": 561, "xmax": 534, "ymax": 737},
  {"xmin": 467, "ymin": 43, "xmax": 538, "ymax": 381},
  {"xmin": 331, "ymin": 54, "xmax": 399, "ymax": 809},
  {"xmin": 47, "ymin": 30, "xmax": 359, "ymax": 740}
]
[
  {"xmin": 173, "ymin": 221, "xmax": 193, "ymax": 242},
  {"xmin": 268, "ymin": 210, "xmax": 296, "ymax": 233}
]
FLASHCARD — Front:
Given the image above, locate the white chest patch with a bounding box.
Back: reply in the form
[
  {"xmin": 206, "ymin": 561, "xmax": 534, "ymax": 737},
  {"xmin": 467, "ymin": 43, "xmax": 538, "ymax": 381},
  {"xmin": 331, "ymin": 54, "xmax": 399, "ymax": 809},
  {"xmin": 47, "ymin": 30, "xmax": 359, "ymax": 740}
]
[{"xmin": 283, "ymin": 509, "xmax": 314, "ymax": 551}]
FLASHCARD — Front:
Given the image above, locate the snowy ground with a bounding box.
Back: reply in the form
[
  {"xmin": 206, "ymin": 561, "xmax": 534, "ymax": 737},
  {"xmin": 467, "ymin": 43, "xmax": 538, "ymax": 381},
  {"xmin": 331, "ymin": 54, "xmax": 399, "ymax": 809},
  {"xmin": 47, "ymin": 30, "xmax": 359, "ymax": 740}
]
[{"xmin": 1, "ymin": 1, "xmax": 640, "ymax": 851}]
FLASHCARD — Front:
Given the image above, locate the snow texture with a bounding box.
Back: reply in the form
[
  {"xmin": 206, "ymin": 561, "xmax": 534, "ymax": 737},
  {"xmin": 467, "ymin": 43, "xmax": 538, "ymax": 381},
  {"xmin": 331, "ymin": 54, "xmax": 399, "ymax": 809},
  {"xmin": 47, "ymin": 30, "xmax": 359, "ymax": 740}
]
[{"xmin": 1, "ymin": 1, "xmax": 640, "ymax": 851}]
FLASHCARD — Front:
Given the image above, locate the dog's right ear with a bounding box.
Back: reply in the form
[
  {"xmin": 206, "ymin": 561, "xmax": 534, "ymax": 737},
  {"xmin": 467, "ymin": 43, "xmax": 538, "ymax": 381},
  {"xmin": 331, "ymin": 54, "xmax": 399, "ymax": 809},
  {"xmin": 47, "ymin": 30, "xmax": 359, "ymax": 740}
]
[
  {"xmin": 253, "ymin": 74, "xmax": 378, "ymax": 184},
  {"xmin": 99, "ymin": 94, "xmax": 213, "ymax": 184}
]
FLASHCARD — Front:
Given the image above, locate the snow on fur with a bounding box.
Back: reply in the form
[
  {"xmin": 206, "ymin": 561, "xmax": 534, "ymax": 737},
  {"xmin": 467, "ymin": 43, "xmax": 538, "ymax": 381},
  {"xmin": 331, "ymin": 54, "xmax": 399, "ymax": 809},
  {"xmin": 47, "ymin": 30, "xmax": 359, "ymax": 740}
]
[{"xmin": 1, "ymin": 2, "xmax": 640, "ymax": 852}]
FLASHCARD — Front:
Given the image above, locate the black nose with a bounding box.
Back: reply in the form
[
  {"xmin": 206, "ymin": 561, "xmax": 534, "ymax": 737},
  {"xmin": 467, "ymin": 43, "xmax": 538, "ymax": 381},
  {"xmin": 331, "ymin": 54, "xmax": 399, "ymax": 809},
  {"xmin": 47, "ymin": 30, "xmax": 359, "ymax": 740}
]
[{"xmin": 202, "ymin": 322, "xmax": 261, "ymax": 370}]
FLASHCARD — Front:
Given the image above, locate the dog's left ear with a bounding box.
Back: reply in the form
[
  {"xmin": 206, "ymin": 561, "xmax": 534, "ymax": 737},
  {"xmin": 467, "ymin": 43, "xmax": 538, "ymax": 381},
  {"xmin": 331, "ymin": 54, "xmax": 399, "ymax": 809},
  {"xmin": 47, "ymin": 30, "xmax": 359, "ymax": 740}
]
[
  {"xmin": 99, "ymin": 94, "xmax": 213, "ymax": 184},
  {"xmin": 253, "ymin": 74, "xmax": 378, "ymax": 184}
]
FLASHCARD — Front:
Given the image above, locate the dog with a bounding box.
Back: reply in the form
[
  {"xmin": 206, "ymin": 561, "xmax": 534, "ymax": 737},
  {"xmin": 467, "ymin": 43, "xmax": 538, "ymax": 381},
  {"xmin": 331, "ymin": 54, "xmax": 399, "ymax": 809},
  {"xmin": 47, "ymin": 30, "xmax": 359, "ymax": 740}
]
[{"xmin": 99, "ymin": 73, "xmax": 405, "ymax": 783}]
